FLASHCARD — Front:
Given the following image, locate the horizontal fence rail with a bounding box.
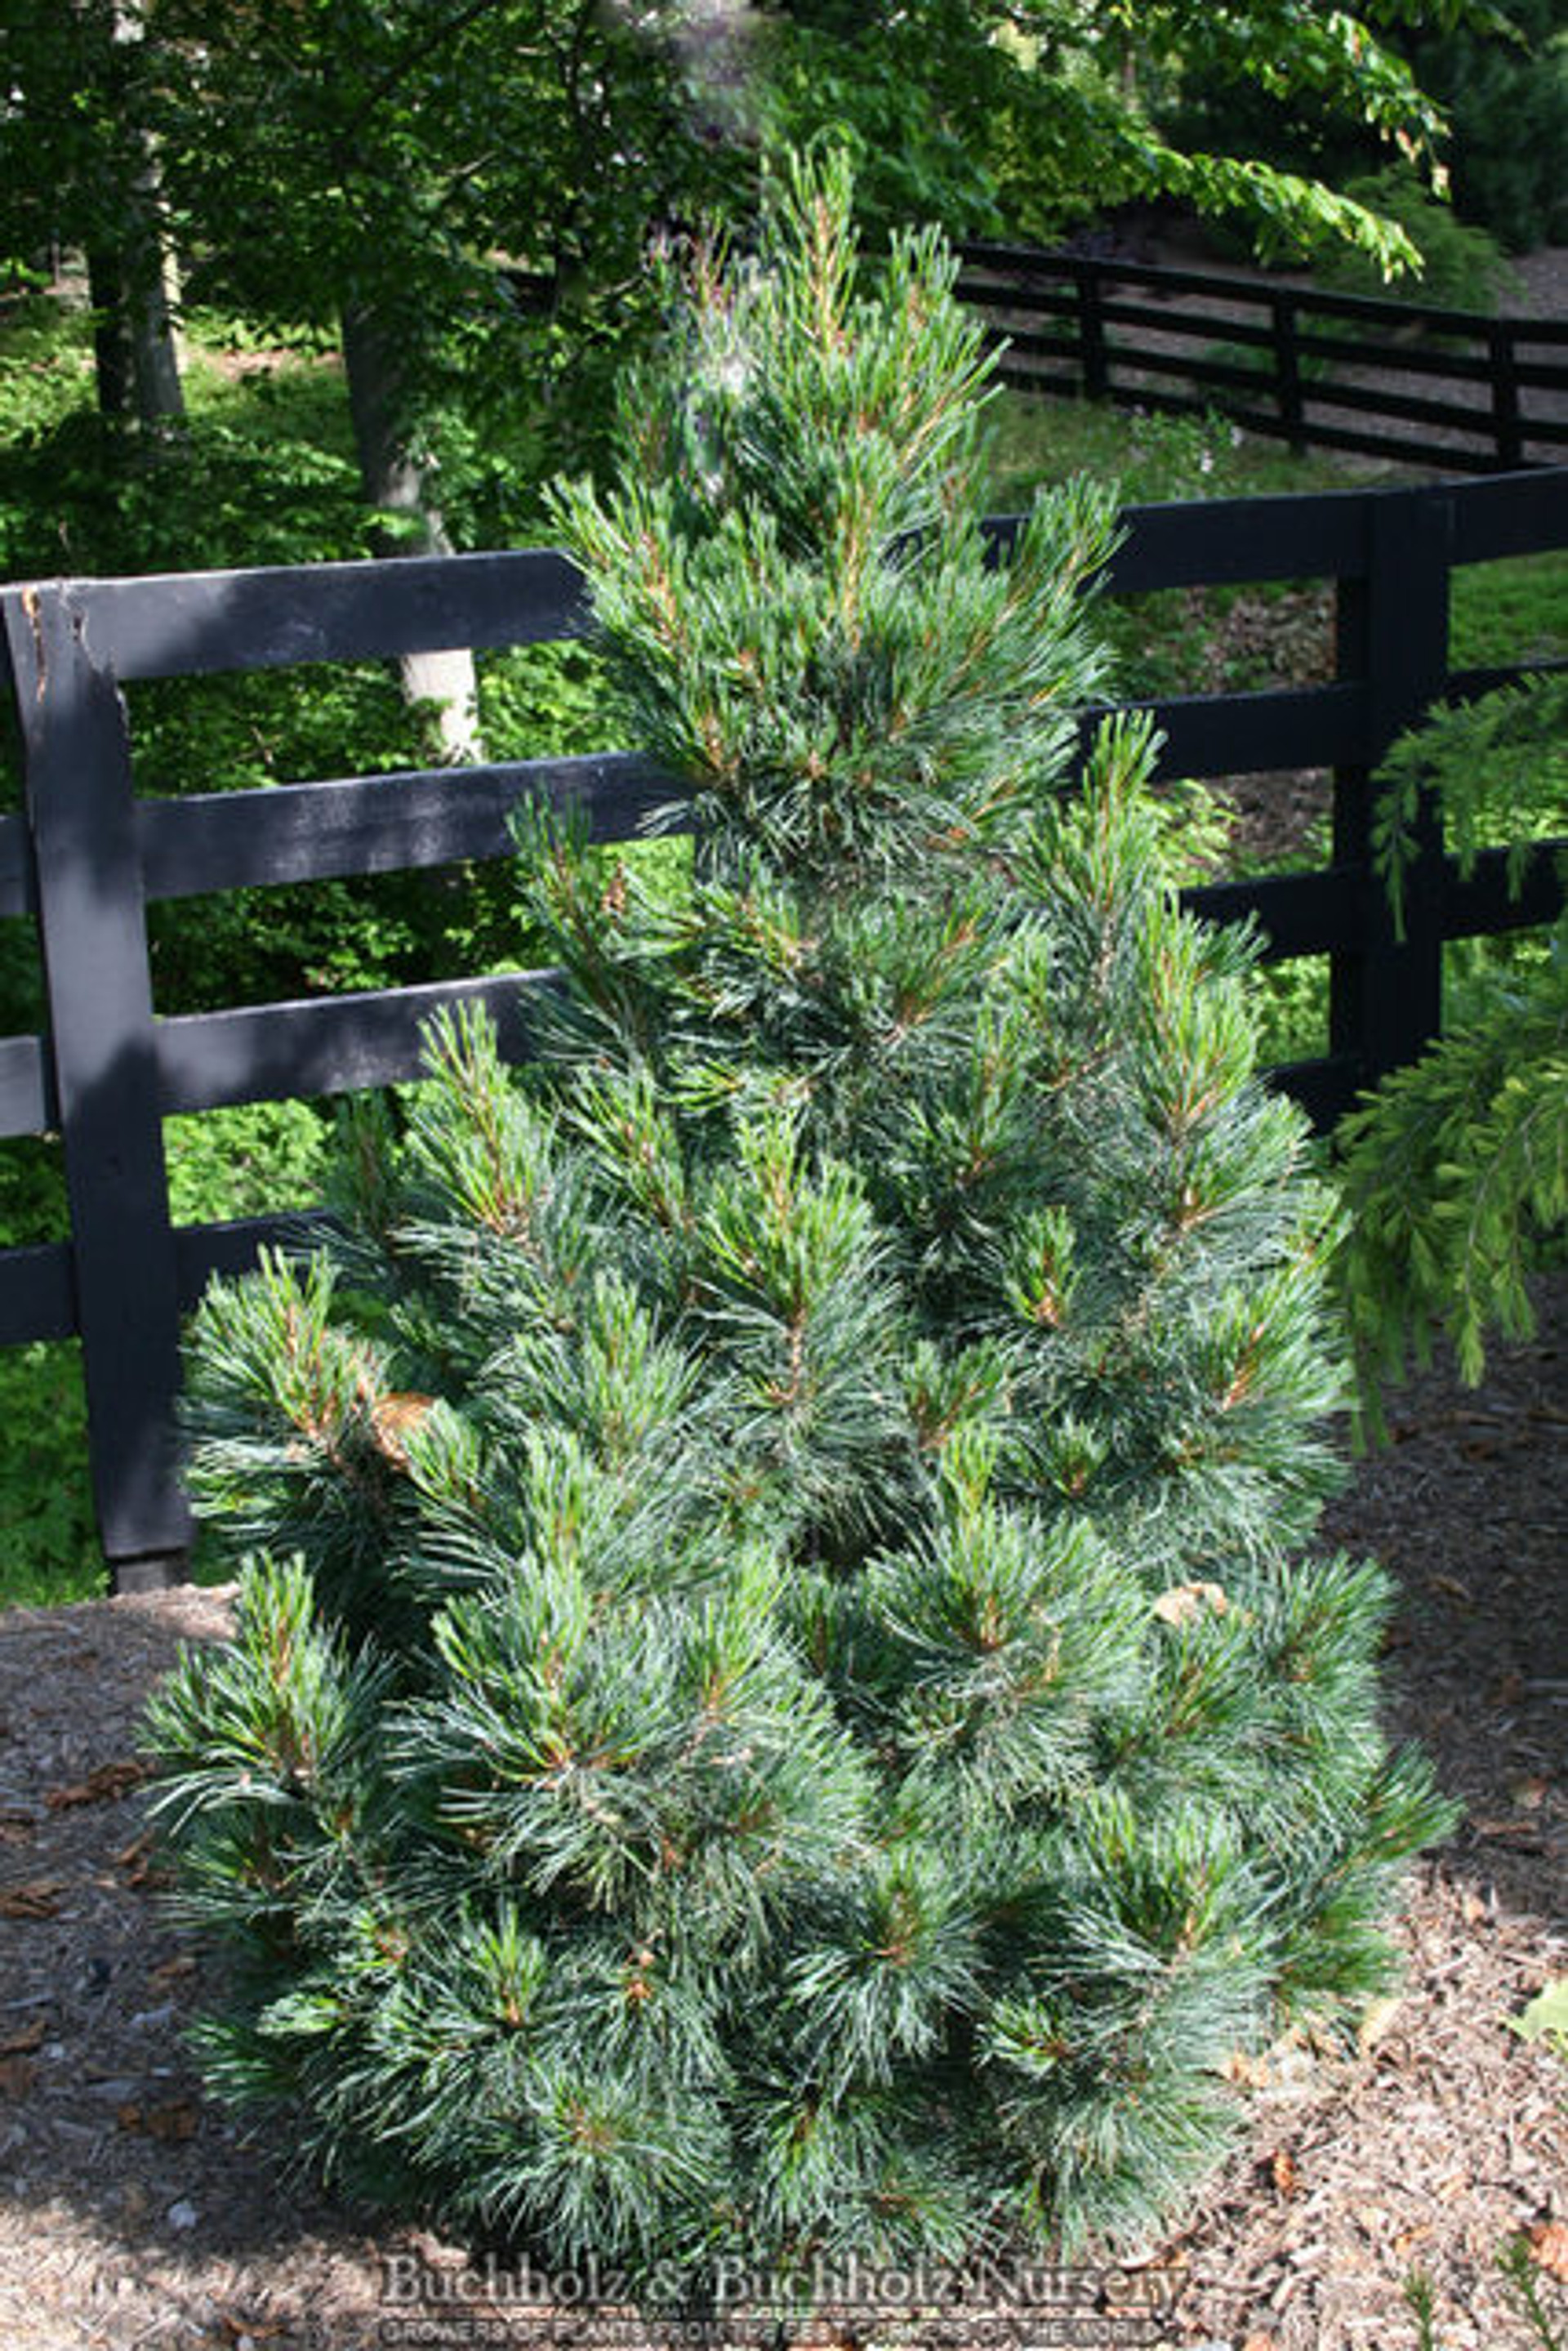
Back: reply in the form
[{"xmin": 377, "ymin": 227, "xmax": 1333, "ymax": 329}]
[
  {"xmin": 958, "ymin": 243, "xmax": 1568, "ymax": 474},
  {"xmin": 1, "ymin": 467, "xmax": 1566, "ymax": 1585}
]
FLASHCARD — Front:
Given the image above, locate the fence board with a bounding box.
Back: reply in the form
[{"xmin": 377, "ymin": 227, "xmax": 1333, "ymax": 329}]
[
  {"xmin": 1503, "ymin": 415, "xmax": 1568, "ymax": 447},
  {"xmin": 1300, "ymin": 376, "xmax": 1504, "ymax": 438},
  {"xmin": 1293, "ymin": 330, "xmax": 1499, "ymax": 386},
  {"xmin": 1067, "ymin": 377, "xmax": 1340, "ymax": 453},
  {"xmin": 0, "ymin": 816, "xmax": 33, "ymax": 919},
  {"xmin": 965, "ymin": 245, "xmax": 1276, "ymax": 310},
  {"xmin": 0, "ymin": 585, "xmax": 189, "ymax": 1564},
  {"xmin": 1106, "ymin": 346, "xmax": 1296, "ymax": 399},
  {"xmin": 1446, "ymin": 659, "xmax": 1568, "ymax": 703},
  {"xmin": 1270, "ymin": 1055, "xmax": 1363, "ymax": 1128},
  {"xmin": 981, "ymin": 326, "xmax": 1081, "ymax": 367},
  {"xmin": 992, "ymin": 364, "xmax": 1082, "ymax": 400},
  {"xmin": 1264, "ymin": 413, "xmax": 1505, "ymax": 471},
  {"xmin": 1133, "ymin": 685, "xmax": 1370, "ymax": 779},
  {"xmin": 0, "ymin": 1033, "xmax": 51, "ymax": 1136},
  {"xmin": 1182, "ymin": 868, "xmax": 1363, "ymax": 960},
  {"xmin": 155, "ymin": 966, "xmax": 561, "ymax": 1113},
  {"xmin": 59, "ymin": 547, "xmax": 590, "ymax": 682},
  {"xmin": 1444, "ymin": 842, "xmax": 1566, "ymax": 939},
  {"xmin": 173, "ymin": 1209, "xmax": 336, "ymax": 1309},
  {"xmin": 1089, "ymin": 492, "xmax": 1368, "ymax": 592},
  {"xmin": 954, "ymin": 276, "xmax": 1078, "ymax": 322},
  {"xmin": 136, "ymin": 751, "xmax": 676, "ymax": 902},
  {"xmin": 1093, "ymin": 300, "xmax": 1278, "ymax": 350},
  {"xmin": 1451, "ymin": 468, "xmax": 1568, "ymax": 559},
  {"xmin": 1103, "ymin": 354, "xmax": 1508, "ymax": 451}
]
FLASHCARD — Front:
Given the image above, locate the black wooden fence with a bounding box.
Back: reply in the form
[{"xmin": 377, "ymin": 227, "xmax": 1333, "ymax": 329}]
[
  {"xmin": 1, "ymin": 467, "xmax": 1565, "ymax": 1589},
  {"xmin": 958, "ymin": 243, "xmax": 1568, "ymax": 474}
]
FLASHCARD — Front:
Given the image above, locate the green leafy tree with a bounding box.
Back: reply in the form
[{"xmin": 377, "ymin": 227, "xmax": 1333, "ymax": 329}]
[
  {"xmin": 1, "ymin": 0, "xmax": 186, "ymax": 426},
  {"xmin": 147, "ymin": 0, "xmax": 732, "ymax": 754},
  {"xmin": 1408, "ymin": 0, "xmax": 1568, "ymax": 252},
  {"xmin": 1313, "ymin": 167, "xmax": 1518, "ymax": 308},
  {"xmin": 764, "ymin": 0, "xmax": 1472, "ymax": 270},
  {"xmin": 7, "ymin": 0, "xmax": 1494, "ymax": 484},
  {"xmin": 1146, "ymin": 0, "xmax": 1568, "ymax": 263},
  {"xmin": 143, "ymin": 154, "xmax": 1452, "ymax": 2283},
  {"xmin": 3, "ymin": 0, "xmax": 730, "ymax": 754},
  {"xmin": 151, "ymin": 0, "xmax": 728, "ymax": 496}
]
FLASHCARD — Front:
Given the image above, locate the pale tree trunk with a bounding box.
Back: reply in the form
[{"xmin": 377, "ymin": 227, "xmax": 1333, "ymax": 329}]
[
  {"xmin": 112, "ymin": 0, "xmax": 185, "ymax": 434},
  {"xmin": 85, "ymin": 225, "xmax": 184, "ymax": 433},
  {"xmin": 125, "ymin": 181, "xmax": 185, "ymax": 429},
  {"xmin": 341, "ymin": 300, "xmax": 483, "ymax": 765}
]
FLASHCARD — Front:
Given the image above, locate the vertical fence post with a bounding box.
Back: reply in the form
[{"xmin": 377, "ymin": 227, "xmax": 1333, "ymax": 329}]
[
  {"xmin": 2, "ymin": 586, "xmax": 190, "ymax": 1590},
  {"xmin": 1330, "ymin": 488, "xmax": 1454, "ymax": 1095},
  {"xmin": 1273, "ymin": 296, "xmax": 1307, "ymax": 454},
  {"xmin": 1076, "ymin": 265, "xmax": 1109, "ymax": 401},
  {"xmin": 1490, "ymin": 323, "xmax": 1522, "ymax": 470}
]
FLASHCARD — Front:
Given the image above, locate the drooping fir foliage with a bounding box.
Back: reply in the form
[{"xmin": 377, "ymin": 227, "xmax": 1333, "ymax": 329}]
[
  {"xmin": 142, "ymin": 153, "xmax": 1454, "ymax": 2284},
  {"xmin": 1338, "ymin": 674, "xmax": 1568, "ymax": 1430}
]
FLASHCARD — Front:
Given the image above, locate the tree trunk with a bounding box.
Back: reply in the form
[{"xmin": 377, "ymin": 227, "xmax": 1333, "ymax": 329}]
[
  {"xmin": 340, "ymin": 301, "xmax": 483, "ymax": 765},
  {"xmin": 125, "ymin": 182, "xmax": 185, "ymax": 430},
  {"xmin": 106, "ymin": 0, "xmax": 186, "ymax": 434},
  {"xmin": 87, "ymin": 216, "xmax": 184, "ymax": 434},
  {"xmin": 87, "ymin": 246, "xmax": 133, "ymax": 422}
]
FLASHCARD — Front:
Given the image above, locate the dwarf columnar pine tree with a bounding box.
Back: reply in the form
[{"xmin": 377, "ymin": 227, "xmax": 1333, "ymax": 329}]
[{"xmin": 143, "ymin": 153, "xmax": 1453, "ymax": 2282}]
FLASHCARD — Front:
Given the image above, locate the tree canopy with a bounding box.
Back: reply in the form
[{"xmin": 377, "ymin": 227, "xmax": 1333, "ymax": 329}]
[
  {"xmin": 0, "ymin": 0, "xmax": 1504, "ymax": 509},
  {"xmin": 763, "ymin": 0, "xmax": 1477, "ymax": 271}
]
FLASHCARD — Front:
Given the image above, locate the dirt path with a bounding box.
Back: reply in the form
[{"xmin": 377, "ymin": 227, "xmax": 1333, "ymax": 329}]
[{"xmin": 0, "ymin": 1284, "xmax": 1564, "ymax": 2351}]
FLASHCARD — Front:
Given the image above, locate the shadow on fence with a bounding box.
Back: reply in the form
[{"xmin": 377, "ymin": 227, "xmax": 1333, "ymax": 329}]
[{"xmin": 1, "ymin": 469, "xmax": 1565, "ymax": 1586}]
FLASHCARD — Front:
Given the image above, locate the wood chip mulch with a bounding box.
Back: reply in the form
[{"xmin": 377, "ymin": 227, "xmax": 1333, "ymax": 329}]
[{"xmin": 1, "ymin": 1281, "xmax": 1563, "ymax": 2351}]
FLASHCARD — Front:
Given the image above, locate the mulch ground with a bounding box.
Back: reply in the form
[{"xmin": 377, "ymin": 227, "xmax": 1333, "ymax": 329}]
[{"xmin": 0, "ymin": 1279, "xmax": 1564, "ymax": 2351}]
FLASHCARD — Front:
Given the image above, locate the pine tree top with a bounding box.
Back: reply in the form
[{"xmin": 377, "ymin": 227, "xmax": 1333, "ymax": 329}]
[{"xmin": 549, "ymin": 147, "xmax": 1122, "ymax": 901}]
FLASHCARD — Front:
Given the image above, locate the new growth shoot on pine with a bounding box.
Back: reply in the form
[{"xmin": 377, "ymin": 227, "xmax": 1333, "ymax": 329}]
[{"xmin": 141, "ymin": 148, "xmax": 1455, "ymax": 2291}]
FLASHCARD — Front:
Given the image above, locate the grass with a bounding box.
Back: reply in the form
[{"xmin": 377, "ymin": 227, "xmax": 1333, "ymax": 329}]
[
  {"xmin": 984, "ymin": 390, "xmax": 1367, "ymax": 507},
  {"xmin": 0, "ymin": 297, "xmax": 1563, "ymax": 1607},
  {"xmin": 1451, "ymin": 551, "xmax": 1568, "ymax": 673}
]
